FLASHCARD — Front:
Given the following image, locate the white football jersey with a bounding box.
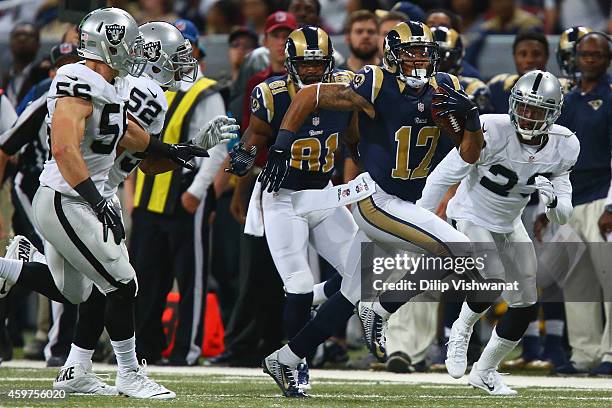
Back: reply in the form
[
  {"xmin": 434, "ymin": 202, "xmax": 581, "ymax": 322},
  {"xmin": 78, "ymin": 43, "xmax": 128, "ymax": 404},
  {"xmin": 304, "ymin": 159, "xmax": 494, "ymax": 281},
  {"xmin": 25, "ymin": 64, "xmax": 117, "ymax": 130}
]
[
  {"xmin": 40, "ymin": 62, "xmax": 131, "ymax": 196},
  {"xmin": 104, "ymin": 75, "xmax": 168, "ymax": 197},
  {"xmin": 419, "ymin": 114, "xmax": 580, "ymax": 233}
]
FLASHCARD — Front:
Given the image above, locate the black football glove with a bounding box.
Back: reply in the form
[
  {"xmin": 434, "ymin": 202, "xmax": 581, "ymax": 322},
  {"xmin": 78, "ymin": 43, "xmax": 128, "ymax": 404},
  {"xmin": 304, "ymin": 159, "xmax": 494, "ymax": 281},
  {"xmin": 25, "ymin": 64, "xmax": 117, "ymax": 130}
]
[
  {"xmin": 93, "ymin": 199, "xmax": 125, "ymax": 245},
  {"xmin": 226, "ymin": 142, "xmax": 257, "ymax": 176},
  {"xmin": 258, "ymin": 145, "xmax": 290, "ymax": 193},
  {"xmin": 165, "ymin": 142, "xmax": 210, "ymax": 170},
  {"xmin": 74, "ymin": 178, "xmax": 125, "ymax": 245},
  {"xmin": 432, "ymin": 82, "xmax": 481, "ymax": 131}
]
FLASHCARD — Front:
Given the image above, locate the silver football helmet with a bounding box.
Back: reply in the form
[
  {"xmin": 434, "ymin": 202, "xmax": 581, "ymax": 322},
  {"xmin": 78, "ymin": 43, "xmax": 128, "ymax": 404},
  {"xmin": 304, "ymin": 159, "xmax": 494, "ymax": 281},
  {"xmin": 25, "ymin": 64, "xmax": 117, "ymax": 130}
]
[
  {"xmin": 77, "ymin": 7, "xmax": 146, "ymax": 77},
  {"xmin": 509, "ymin": 70, "xmax": 563, "ymax": 140},
  {"xmin": 139, "ymin": 22, "xmax": 198, "ymax": 91}
]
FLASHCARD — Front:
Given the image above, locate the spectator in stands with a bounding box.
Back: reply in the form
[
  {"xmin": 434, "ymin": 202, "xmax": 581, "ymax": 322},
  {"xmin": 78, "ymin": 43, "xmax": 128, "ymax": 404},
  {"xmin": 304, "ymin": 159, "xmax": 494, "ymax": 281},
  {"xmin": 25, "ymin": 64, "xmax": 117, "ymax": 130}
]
[
  {"xmin": 133, "ymin": 0, "xmax": 179, "ymax": 24},
  {"xmin": 241, "ymin": 0, "xmax": 274, "ymax": 34},
  {"xmin": 347, "ymin": 0, "xmax": 384, "ymax": 15},
  {"xmin": 206, "ymin": 0, "xmax": 245, "ymax": 34},
  {"xmin": 289, "ymin": 0, "xmax": 321, "ymax": 26},
  {"xmin": 228, "ymin": 27, "xmax": 259, "ymax": 82},
  {"xmin": 544, "ymin": 0, "xmax": 611, "ymax": 34},
  {"xmin": 339, "ymin": 10, "xmax": 379, "ymax": 72},
  {"xmin": 449, "ymin": 0, "xmax": 487, "ymax": 34},
  {"xmin": 0, "ymin": 0, "xmax": 42, "ymax": 36},
  {"xmin": 553, "ymin": 32, "xmax": 612, "ymax": 376},
  {"xmin": 487, "ymin": 30, "xmax": 548, "ymax": 114},
  {"xmin": 320, "ymin": 0, "xmax": 349, "ymax": 34},
  {"xmin": 1, "ymin": 23, "xmax": 48, "ymax": 108},
  {"xmin": 465, "ymin": 0, "xmax": 543, "ymax": 67}
]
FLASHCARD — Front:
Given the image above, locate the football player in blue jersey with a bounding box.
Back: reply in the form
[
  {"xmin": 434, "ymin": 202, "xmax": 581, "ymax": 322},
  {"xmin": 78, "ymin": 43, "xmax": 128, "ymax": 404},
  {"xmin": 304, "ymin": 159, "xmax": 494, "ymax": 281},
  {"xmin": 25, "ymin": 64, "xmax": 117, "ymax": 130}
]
[
  {"xmin": 228, "ymin": 26, "xmax": 359, "ymax": 394},
  {"xmin": 258, "ymin": 21, "xmax": 486, "ymax": 397},
  {"xmin": 488, "ymin": 31, "xmax": 548, "ymax": 114}
]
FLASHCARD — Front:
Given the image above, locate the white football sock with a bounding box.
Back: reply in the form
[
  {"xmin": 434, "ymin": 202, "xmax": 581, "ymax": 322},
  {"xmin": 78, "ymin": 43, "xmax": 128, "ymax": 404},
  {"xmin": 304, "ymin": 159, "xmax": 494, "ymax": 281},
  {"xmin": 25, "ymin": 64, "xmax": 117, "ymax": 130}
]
[
  {"xmin": 545, "ymin": 319, "xmax": 564, "ymax": 337},
  {"xmin": 0, "ymin": 258, "xmax": 23, "ymax": 284},
  {"xmin": 524, "ymin": 320, "xmax": 539, "ymax": 337},
  {"xmin": 458, "ymin": 302, "xmax": 486, "ymax": 329},
  {"xmin": 312, "ymin": 282, "xmax": 327, "ymax": 306},
  {"xmin": 478, "ymin": 328, "xmax": 519, "ymax": 371},
  {"xmin": 111, "ymin": 335, "xmax": 139, "ymax": 373},
  {"xmin": 64, "ymin": 344, "xmax": 94, "ymax": 369},
  {"xmin": 277, "ymin": 345, "xmax": 301, "ymax": 369}
]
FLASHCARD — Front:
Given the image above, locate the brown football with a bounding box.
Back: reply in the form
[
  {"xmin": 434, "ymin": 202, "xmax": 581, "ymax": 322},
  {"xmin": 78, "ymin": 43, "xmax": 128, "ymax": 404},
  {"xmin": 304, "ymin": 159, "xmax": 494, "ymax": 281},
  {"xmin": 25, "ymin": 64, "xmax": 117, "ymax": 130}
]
[{"xmin": 431, "ymin": 86, "xmax": 465, "ymax": 147}]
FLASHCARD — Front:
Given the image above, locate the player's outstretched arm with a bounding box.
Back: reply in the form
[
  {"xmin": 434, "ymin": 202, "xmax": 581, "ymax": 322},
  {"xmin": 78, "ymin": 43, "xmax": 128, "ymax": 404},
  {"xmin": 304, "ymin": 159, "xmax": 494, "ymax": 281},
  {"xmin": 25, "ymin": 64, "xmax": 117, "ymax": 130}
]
[
  {"xmin": 50, "ymin": 97, "xmax": 93, "ymax": 186},
  {"xmin": 417, "ymin": 148, "xmax": 473, "ymax": 212}
]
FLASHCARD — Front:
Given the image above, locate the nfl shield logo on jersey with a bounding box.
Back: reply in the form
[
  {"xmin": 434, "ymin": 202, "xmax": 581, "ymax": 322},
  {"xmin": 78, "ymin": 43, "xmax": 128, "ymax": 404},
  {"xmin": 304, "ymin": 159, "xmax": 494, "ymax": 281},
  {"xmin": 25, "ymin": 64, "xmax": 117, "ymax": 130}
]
[
  {"xmin": 105, "ymin": 24, "xmax": 126, "ymax": 46},
  {"xmin": 144, "ymin": 41, "xmax": 162, "ymax": 62},
  {"xmin": 312, "ymin": 117, "xmax": 320, "ymax": 126},
  {"xmin": 417, "ymin": 102, "xmax": 425, "ymax": 112}
]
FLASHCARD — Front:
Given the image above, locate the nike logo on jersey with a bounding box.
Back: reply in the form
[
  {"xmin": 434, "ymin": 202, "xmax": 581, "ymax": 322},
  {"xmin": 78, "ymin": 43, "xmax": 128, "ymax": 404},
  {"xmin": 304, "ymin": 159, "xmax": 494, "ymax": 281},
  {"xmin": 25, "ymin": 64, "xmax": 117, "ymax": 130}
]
[
  {"xmin": 66, "ymin": 75, "xmax": 78, "ymax": 81},
  {"xmin": 148, "ymin": 88, "xmax": 158, "ymax": 99}
]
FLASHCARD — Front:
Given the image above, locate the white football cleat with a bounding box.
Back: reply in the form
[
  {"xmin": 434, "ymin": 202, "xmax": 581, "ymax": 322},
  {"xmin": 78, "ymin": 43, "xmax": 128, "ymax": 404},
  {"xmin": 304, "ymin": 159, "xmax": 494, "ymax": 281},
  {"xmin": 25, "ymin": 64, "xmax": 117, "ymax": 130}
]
[
  {"xmin": 53, "ymin": 363, "xmax": 118, "ymax": 395},
  {"xmin": 445, "ymin": 319, "xmax": 473, "ymax": 379},
  {"xmin": 116, "ymin": 361, "xmax": 175, "ymax": 399},
  {"xmin": 468, "ymin": 362, "xmax": 518, "ymax": 396},
  {"xmin": 1, "ymin": 235, "xmax": 37, "ymax": 298}
]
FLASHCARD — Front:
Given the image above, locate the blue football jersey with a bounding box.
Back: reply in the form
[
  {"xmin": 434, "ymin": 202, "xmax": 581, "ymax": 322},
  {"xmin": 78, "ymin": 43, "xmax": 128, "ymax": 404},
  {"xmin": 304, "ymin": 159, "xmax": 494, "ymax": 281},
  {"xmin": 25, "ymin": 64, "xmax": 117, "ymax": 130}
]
[
  {"xmin": 250, "ymin": 70, "xmax": 354, "ymax": 190},
  {"xmin": 487, "ymin": 73, "xmax": 519, "ymax": 114},
  {"xmin": 348, "ymin": 66, "xmax": 459, "ymax": 202}
]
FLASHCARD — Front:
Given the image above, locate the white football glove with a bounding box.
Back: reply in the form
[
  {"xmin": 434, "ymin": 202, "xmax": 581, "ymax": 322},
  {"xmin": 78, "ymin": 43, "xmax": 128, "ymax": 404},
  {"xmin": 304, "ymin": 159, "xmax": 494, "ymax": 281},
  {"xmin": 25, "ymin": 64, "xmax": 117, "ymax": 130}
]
[
  {"xmin": 192, "ymin": 115, "xmax": 240, "ymax": 150},
  {"xmin": 535, "ymin": 175, "xmax": 556, "ymax": 207}
]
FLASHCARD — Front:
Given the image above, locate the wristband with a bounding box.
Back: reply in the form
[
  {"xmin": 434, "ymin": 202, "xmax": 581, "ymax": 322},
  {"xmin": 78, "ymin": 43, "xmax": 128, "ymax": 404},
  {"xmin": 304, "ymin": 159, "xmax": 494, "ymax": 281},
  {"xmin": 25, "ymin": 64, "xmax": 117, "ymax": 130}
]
[
  {"xmin": 275, "ymin": 129, "xmax": 296, "ymax": 150},
  {"xmin": 74, "ymin": 178, "xmax": 104, "ymax": 207},
  {"xmin": 465, "ymin": 108, "xmax": 481, "ymax": 132},
  {"xmin": 145, "ymin": 136, "xmax": 170, "ymax": 156}
]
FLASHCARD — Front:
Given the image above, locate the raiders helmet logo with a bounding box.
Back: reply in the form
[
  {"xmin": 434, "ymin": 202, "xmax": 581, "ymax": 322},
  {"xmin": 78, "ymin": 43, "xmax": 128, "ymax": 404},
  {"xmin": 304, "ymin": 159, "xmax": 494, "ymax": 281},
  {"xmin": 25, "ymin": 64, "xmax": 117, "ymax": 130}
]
[
  {"xmin": 105, "ymin": 24, "xmax": 126, "ymax": 46},
  {"xmin": 143, "ymin": 41, "xmax": 162, "ymax": 62}
]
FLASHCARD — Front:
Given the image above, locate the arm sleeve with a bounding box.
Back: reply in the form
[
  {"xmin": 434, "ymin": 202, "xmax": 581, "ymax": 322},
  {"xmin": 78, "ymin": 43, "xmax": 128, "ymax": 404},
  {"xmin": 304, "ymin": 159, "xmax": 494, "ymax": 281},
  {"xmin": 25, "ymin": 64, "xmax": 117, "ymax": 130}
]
[
  {"xmin": 186, "ymin": 142, "xmax": 228, "ymax": 200},
  {"xmin": 417, "ymin": 148, "xmax": 473, "ymax": 212},
  {"xmin": 545, "ymin": 172, "xmax": 573, "ymax": 224}
]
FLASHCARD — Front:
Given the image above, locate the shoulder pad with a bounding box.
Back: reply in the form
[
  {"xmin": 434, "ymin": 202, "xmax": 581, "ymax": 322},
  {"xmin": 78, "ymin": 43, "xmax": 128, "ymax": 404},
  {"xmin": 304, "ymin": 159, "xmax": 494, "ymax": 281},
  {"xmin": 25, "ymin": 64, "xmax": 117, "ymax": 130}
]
[{"xmin": 53, "ymin": 63, "xmax": 115, "ymax": 103}]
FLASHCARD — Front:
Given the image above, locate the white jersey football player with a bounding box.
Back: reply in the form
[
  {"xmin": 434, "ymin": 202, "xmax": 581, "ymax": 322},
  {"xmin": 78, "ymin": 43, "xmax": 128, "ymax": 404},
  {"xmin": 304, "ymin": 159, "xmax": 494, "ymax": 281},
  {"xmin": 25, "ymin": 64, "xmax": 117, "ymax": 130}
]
[
  {"xmin": 418, "ymin": 70, "xmax": 579, "ymax": 395},
  {"xmin": 0, "ymin": 19, "xmax": 235, "ymax": 397}
]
